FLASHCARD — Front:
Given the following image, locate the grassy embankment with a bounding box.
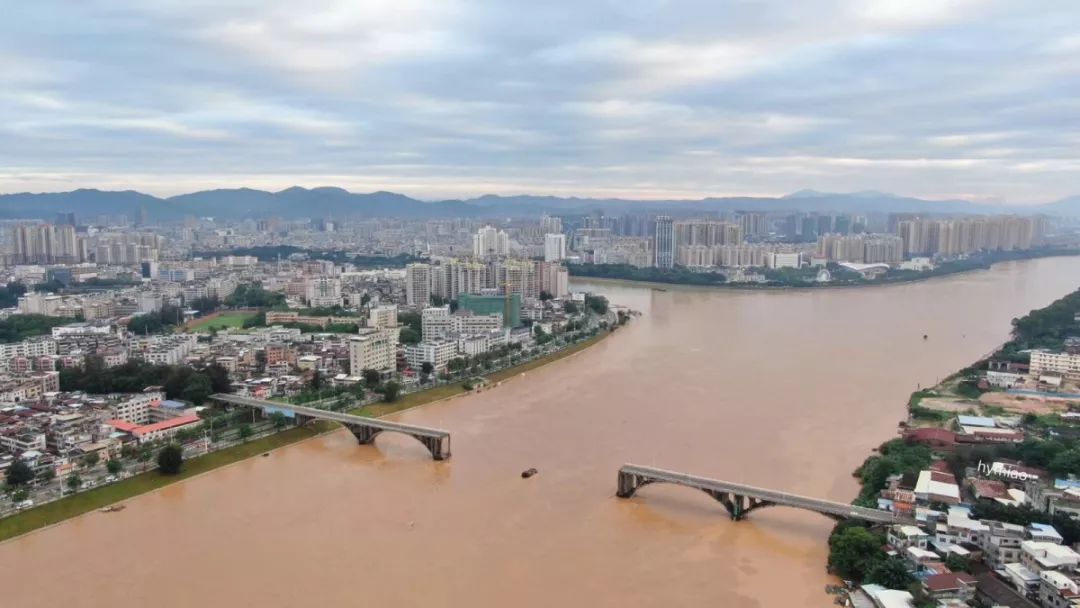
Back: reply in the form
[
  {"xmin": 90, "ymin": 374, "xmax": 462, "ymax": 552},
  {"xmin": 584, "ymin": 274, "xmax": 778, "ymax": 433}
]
[
  {"xmin": 0, "ymin": 422, "xmax": 333, "ymax": 543},
  {"xmin": 0, "ymin": 331, "xmax": 612, "ymax": 542}
]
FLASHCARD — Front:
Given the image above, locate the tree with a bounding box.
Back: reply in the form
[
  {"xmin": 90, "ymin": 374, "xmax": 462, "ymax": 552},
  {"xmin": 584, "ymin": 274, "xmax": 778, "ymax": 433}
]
[
  {"xmin": 828, "ymin": 524, "xmax": 884, "ymax": 581},
  {"xmin": 310, "ymin": 369, "xmax": 324, "ymax": 391},
  {"xmin": 563, "ymin": 301, "xmax": 579, "ymax": 315},
  {"xmin": 865, "ymin": 558, "xmax": 915, "ymax": 589},
  {"xmin": 37, "ymin": 468, "xmax": 56, "ymax": 483},
  {"xmin": 584, "ymin": 294, "xmax": 609, "ymax": 315},
  {"xmin": 66, "ymin": 473, "xmax": 83, "ymax": 493},
  {"xmin": 383, "ymin": 381, "xmax": 401, "ymax": 402},
  {"xmin": 5, "ymin": 459, "xmax": 34, "ymax": 487},
  {"xmin": 12, "ymin": 488, "xmax": 29, "ymax": 503},
  {"xmin": 157, "ymin": 444, "xmax": 184, "ymax": 475},
  {"xmin": 270, "ymin": 411, "xmax": 288, "ymax": 431},
  {"xmin": 944, "ymin": 553, "xmax": 970, "ymax": 573},
  {"xmin": 106, "ymin": 459, "xmax": 124, "ymax": 476},
  {"xmin": 181, "ymin": 374, "xmax": 213, "ymax": 405},
  {"xmin": 421, "ymin": 362, "xmax": 434, "ymax": 376},
  {"xmin": 82, "ymin": 452, "xmax": 100, "ymax": 469},
  {"xmin": 1049, "ymin": 449, "xmax": 1080, "ymax": 477},
  {"xmin": 239, "ymin": 424, "xmax": 253, "ymax": 442},
  {"xmin": 362, "ymin": 369, "xmax": 381, "ymax": 387},
  {"xmin": 539, "ymin": 291, "xmax": 553, "ymax": 301},
  {"xmin": 399, "ymin": 326, "xmax": 421, "ymax": 345},
  {"xmin": 205, "ymin": 363, "xmax": 232, "ymax": 394}
]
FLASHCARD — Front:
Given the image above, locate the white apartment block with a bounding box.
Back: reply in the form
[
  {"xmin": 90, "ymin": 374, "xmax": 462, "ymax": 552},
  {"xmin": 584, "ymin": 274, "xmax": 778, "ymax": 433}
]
[
  {"xmin": 544, "ymin": 233, "xmax": 567, "ymax": 262},
  {"xmin": 306, "ymin": 277, "xmax": 343, "ymax": 308},
  {"xmin": 0, "ymin": 338, "xmax": 57, "ymax": 361},
  {"xmin": 765, "ymin": 252, "xmax": 801, "ymax": 269},
  {"xmin": 405, "ymin": 263, "xmax": 432, "ymax": 307},
  {"xmin": 405, "ymin": 339, "xmax": 457, "ymax": 371},
  {"xmin": 1030, "ymin": 351, "xmax": 1080, "ymax": 380},
  {"xmin": 368, "ymin": 304, "xmax": 398, "ymax": 329},
  {"xmin": 422, "ymin": 307, "xmax": 503, "ymax": 342},
  {"xmin": 473, "ymin": 226, "xmax": 510, "ymax": 257},
  {"xmin": 349, "ymin": 329, "xmax": 398, "ymax": 374},
  {"xmin": 130, "ymin": 334, "xmax": 198, "ymax": 366},
  {"xmin": 456, "ymin": 331, "xmax": 506, "ymax": 356},
  {"xmin": 110, "ymin": 391, "xmax": 165, "ymax": 425}
]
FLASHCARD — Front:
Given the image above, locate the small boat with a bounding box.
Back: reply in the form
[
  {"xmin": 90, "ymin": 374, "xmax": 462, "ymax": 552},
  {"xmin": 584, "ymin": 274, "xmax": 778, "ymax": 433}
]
[
  {"xmin": 261, "ymin": 452, "xmax": 270, "ymax": 457},
  {"xmin": 99, "ymin": 505, "xmax": 126, "ymax": 513},
  {"xmin": 923, "ymin": 334, "xmax": 928, "ymax": 340},
  {"xmin": 521, "ymin": 468, "xmax": 538, "ymax": 479}
]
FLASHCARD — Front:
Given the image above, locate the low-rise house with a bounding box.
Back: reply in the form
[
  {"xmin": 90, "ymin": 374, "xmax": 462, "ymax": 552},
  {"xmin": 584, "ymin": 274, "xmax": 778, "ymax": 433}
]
[
  {"xmin": 1003, "ymin": 562, "xmax": 1041, "ymax": 598},
  {"xmin": 923, "ymin": 572, "xmax": 977, "ymax": 603},
  {"xmin": 1038, "ymin": 570, "xmax": 1080, "ymax": 608},
  {"xmin": 888, "ymin": 525, "xmax": 930, "ymax": 551},
  {"xmin": 1019, "ymin": 540, "xmax": 1080, "ymax": 573},
  {"xmin": 979, "ymin": 521, "xmax": 1026, "ymax": 568},
  {"xmin": 915, "ymin": 469, "xmax": 961, "ymax": 505}
]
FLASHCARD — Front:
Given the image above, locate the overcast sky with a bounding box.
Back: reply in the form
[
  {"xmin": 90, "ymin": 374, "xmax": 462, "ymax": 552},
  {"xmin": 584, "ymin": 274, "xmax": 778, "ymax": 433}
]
[{"xmin": 1, "ymin": 1, "xmax": 1078, "ymax": 203}]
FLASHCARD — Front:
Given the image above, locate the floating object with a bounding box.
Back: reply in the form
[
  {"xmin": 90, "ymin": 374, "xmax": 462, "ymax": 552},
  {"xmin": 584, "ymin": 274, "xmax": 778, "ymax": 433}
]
[
  {"xmin": 521, "ymin": 468, "xmax": 538, "ymax": 479},
  {"xmin": 99, "ymin": 505, "xmax": 126, "ymax": 513},
  {"xmin": 261, "ymin": 452, "xmax": 270, "ymax": 457},
  {"xmin": 923, "ymin": 334, "xmax": 928, "ymax": 340}
]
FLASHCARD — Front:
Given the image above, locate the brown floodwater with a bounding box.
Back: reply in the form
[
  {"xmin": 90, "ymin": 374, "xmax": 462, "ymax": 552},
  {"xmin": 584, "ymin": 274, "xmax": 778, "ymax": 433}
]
[{"xmin": 3, "ymin": 257, "xmax": 1079, "ymax": 607}]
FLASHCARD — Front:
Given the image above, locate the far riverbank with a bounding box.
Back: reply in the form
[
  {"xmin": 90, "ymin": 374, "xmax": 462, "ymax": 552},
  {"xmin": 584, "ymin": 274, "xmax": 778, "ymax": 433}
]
[{"xmin": 570, "ymin": 248, "xmax": 1080, "ymax": 292}]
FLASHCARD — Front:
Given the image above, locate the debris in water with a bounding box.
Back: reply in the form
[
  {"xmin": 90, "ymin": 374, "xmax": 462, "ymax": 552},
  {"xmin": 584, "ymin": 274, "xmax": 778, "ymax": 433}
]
[{"xmin": 521, "ymin": 468, "xmax": 538, "ymax": 479}]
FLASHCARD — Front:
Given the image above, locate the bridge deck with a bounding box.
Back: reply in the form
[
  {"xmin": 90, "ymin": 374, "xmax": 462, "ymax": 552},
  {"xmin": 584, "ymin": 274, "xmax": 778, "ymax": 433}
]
[
  {"xmin": 211, "ymin": 393, "xmax": 450, "ymax": 439},
  {"xmin": 621, "ymin": 464, "xmax": 905, "ymax": 524}
]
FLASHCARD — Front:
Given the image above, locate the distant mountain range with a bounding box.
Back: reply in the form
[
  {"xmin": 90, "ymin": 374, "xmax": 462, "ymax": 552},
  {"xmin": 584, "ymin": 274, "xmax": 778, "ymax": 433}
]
[{"xmin": 0, "ymin": 187, "xmax": 1077, "ymax": 221}]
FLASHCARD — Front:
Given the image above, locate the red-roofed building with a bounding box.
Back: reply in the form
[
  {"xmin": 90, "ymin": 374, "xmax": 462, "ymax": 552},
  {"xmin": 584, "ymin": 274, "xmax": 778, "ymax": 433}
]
[
  {"xmin": 925, "ymin": 572, "xmax": 977, "ymax": 602},
  {"xmin": 903, "ymin": 427, "xmax": 957, "ymax": 450},
  {"xmin": 107, "ymin": 414, "xmax": 201, "ymax": 444},
  {"xmin": 105, "ymin": 419, "xmax": 139, "ymax": 433},
  {"xmin": 970, "ymin": 478, "xmax": 1010, "ymax": 501}
]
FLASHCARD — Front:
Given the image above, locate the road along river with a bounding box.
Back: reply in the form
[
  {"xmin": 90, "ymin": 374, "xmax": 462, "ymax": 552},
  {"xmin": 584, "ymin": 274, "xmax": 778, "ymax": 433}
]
[{"xmin": 2, "ymin": 256, "xmax": 1078, "ymax": 607}]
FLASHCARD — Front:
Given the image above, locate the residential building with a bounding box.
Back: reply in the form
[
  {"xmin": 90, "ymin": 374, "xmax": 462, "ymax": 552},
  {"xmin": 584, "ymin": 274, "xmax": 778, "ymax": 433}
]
[
  {"xmin": 473, "ymin": 226, "xmax": 510, "ymax": 257},
  {"xmin": 404, "ymin": 339, "xmax": 457, "ymax": 371},
  {"xmin": 305, "ymin": 277, "xmax": 343, "ymax": 308},
  {"xmin": 368, "ymin": 304, "xmax": 398, "ymax": 329},
  {"xmin": 544, "ymin": 233, "xmax": 567, "ymax": 262},
  {"xmin": 349, "ymin": 329, "xmax": 398, "ymax": 374},
  {"xmin": 405, "ymin": 263, "xmax": 432, "ymax": 307},
  {"xmin": 654, "ymin": 216, "xmax": 674, "ymax": 269}
]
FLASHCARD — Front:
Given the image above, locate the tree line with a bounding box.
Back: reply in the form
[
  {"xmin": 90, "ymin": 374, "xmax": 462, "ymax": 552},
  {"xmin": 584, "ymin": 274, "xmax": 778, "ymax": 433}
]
[{"xmin": 59, "ymin": 357, "xmax": 232, "ymax": 405}]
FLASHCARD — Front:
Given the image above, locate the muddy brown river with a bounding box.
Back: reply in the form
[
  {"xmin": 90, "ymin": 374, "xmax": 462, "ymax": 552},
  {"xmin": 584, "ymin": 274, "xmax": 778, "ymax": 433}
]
[{"xmin": 3, "ymin": 256, "xmax": 1079, "ymax": 607}]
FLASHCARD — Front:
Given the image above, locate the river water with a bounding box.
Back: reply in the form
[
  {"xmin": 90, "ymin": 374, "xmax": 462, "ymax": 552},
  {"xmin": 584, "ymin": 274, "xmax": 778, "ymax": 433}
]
[{"xmin": 3, "ymin": 257, "xmax": 1079, "ymax": 607}]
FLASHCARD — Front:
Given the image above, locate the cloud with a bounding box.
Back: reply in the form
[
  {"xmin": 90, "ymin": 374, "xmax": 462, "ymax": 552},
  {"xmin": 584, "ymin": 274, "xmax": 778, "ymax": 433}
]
[{"xmin": 0, "ymin": 0, "xmax": 1078, "ymax": 203}]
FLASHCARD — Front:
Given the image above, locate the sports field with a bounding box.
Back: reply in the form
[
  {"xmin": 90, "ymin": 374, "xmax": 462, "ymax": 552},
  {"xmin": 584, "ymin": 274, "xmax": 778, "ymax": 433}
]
[{"xmin": 186, "ymin": 311, "xmax": 255, "ymax": 332}]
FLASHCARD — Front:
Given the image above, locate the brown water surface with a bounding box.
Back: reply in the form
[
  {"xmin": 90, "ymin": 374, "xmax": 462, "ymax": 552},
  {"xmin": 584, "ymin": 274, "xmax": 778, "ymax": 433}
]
[{"xmin": 3, "ymin": 257, "xmax": 1079, "ymax": 607}]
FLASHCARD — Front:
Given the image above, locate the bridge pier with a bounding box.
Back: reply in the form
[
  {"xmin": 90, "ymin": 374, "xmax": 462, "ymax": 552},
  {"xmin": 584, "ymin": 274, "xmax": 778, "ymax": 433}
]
[
  {"xmin": 211, "ymin": 394, "xmax": 452, "ymax": 462},
  {"xmin": 345, "ymin": 424, "xmax": 450, "ymax": 460},
  {"xmin": 615, "ymin": 464, "xmax": 905, "ymax": 525}
]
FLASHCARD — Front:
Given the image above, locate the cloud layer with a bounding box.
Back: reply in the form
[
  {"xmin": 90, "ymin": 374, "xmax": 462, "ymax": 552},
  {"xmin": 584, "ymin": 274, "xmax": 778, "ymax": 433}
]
[{"xmin": 1, "ymin": 0, "xmax": 1078, "ymax": 203}]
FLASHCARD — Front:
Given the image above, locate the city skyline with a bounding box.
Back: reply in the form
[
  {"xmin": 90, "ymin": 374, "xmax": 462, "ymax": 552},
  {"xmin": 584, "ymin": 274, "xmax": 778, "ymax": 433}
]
[{"xmin": 2, "ymin": 1, "xmax": 1079, "ymax": 203}]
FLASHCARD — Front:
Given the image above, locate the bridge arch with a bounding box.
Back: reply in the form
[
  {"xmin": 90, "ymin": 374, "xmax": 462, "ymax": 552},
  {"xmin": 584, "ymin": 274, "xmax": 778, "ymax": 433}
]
[
  {"xmin": 345, "ymin": 424, "xmax": 450, "ymax": 461},
  {"xmin": 616, "ymin": 465, "xmax": 891, "ymax": 524},
  {"xmin": 617, "ymin": 476, "xmax": 776, "ymax": 520}
]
